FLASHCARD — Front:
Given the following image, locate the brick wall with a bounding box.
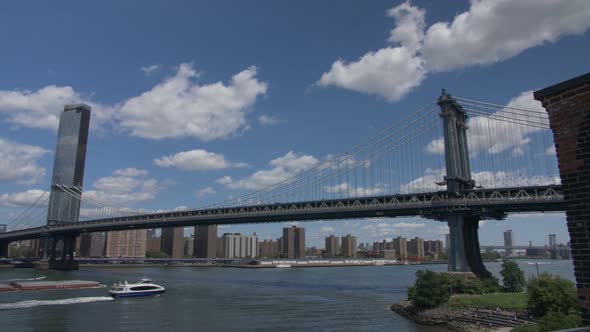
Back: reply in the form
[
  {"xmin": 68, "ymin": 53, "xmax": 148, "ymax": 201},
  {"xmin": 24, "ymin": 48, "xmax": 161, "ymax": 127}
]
[{"xmin": 534, "ymin": 73, "xmax": 590, "ymax": 324}]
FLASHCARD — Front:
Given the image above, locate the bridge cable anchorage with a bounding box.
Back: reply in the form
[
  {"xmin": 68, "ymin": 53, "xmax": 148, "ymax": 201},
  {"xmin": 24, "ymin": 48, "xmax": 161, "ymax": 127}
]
[{"xmin": 202, "ymin": 99, "xmax": 440, "ymax": 209}]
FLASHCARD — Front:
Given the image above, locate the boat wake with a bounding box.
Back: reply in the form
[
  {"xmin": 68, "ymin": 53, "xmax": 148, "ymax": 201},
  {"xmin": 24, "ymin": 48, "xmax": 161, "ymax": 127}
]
[{"xmin": 0, "ymin": 296, "xmax": 113, "ymax": 310}]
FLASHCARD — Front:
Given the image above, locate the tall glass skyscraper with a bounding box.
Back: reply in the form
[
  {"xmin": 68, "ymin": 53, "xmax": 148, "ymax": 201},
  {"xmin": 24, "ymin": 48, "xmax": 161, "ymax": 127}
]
[{"xmin": 46, "ymin": 104, "xmax": 91, "ymax": 225}]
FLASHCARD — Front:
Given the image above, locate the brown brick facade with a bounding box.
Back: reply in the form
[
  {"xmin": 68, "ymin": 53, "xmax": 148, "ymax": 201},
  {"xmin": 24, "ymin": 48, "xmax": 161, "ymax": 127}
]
[{"xmin": 534, "ymin": 73, "xmax": 590, "ymax": 324}]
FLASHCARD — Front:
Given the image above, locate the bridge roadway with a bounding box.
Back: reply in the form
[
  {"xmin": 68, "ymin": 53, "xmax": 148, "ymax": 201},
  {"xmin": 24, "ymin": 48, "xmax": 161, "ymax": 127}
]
[{"xmin": 0, "ymin": 185, "xmax": 565, "ymax": 242}]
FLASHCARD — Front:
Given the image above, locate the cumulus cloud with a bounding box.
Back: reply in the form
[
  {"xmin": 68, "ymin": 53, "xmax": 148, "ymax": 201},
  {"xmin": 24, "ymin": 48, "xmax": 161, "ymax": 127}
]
[
  {"xmin": 318, "ymin": 0, "xmax": 590, "ymax": 101},
  {"xmin": 84, "ymin": 168, "xmax": 160, "ymax": 206},
  {"xmin": 141, "ymin": 64, "xmax": 160, "ymax": 76},
  {"xmin": 258, "ymin": 115, "xmax": 282, "ymax": 126},
  {"xmin": 0, "ymin": 64, "xmax": 267, "ymax": 142},
  {"xmin": 117, "ymin": 64, "xmax": 267, "ymax": 140},
  {"xmin": 217, "ymin": 151, "xmax": 320, "ymax": 190},
  {"xmin": 196, "ymin": 186, "xmax": 216, "ymax": 197},
  {"xmin": 0, "ymin": 138, "xmax": 49, "ymax": 185},
  {"xmin": 0, "ymin": 86, "xmax": 115, "ymax": 131},
  {"xmin": 154, "ymin": 149, "xmax": 247, "ymax": 171},
  {"xmin": 0, "ymin": 189, "xmax": 49, "ymax": 208},
  {"xmin": 324, "ymin": 182, "xmax": 384, "ymax": 196}
]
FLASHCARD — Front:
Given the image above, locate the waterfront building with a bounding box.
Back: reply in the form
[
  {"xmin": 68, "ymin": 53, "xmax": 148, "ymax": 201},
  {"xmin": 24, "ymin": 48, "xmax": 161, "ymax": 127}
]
[
  {"xmin": 504, "ymin": 230, "xmax": 514, "ymax": 257},
  {"xmin": 282, "ymin": 226, "xmax": 305, "ymax": 258},
  {"xmin": 381, "ymin": 249, "xmax": 396, "ymax": 259},
  {"xmin": 549, "ymin": 234, "xmax": 557, "ymax": 247},
  {"xmin": 325, "ymin": 235, "xmax": 340, "ymax": 257},
  {"xmin": 161, "ymin": 227, "xmax": 184, "ymax": 258},
  {"xmin": 341, "ymin": 234, "xmax": 357, "ymax": 258},
  {"xmin": 80, "ymin": 232, "xmax": 106, "ymax": 257},
  {"xmin": 424, "ymin": 240, "xmax": 443, "ymax": 255},
  {"xmin": 145, "ymin": 230, "xmax": 161, "ymax": 253},
  {"xmin": 222, "ymin": 233, "xmax": 257, "ymax": 259},
  {"xmin": 407, "ymin": 237, "xmax": 425, "ymax": 258},
  {"xmin": 184, "ymin": 236, "xmax": 194, "ymax": 257},
  {"xmin": 258, "ymin": 239, "xmax": 280, "ymax": 257},
  {"xmin": 194, "ymin": 225, "xmax": 217, "ymax": 258},
  {"xmin": 105, "ymin": 230, "xmax": 146, "ymax": 257},
  {"xmin": 216, "ymin": 237, "xmax": 224, "ymax": 258},
  {"xmin": 392, "ymin": 236, "xmax": 408, "ymax": 260}
]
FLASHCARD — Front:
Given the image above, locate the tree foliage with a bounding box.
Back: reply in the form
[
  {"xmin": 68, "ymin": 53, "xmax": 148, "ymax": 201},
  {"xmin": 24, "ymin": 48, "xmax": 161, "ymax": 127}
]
[
  {"xmin": 408, "ymin": 270, "xmax": 451, "ymax": 308},
  {"xmin": 511, "ymin": 311, "xmax": 581, "ymax": 332},
  {"xmin": 500, "ymin": 260, "xmax": 525, "ymax": 293},
  {"xmin": 526, "ymin": 273, "xmax": 578, "ymax": 317}
]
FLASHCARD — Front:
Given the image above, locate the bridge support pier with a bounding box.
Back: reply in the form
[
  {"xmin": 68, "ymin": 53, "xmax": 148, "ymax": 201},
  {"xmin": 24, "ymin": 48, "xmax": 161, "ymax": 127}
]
[
  {"xmin": 447, "ymin": 213, "xmax": 492, "ymax": 278},
  {"xmin": 0, "ymin": 241, "xmax": 8, "ymax": 258},
  {"xmin": 35, "ymin": 235, "xmax": 78, "ymax": 271}
]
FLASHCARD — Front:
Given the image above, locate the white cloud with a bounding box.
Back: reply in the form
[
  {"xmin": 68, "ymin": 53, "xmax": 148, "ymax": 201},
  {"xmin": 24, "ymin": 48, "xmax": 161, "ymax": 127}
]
[
  {"xmin": 0, "ymin": 138, "xmax": 49, "ymax": 185},
  {"xmin": 320, "ymin": 226, "xmax": 335, "ymax": 234},
  {"xmin": 117, "ymin": 64, "xmax": 267, "ymax": 140},
  {"xmin": 318, "ymin": 0, "xmax": 590, "ymax": 101},
  {"xmin": 113, "ymin": 168, "xmax": 148, "ymax": 177},
  {"xmin": 196, "ymin": 186, "xmax": 216, "ymax": 197},
  {"xmin": 154, "ymin": 149, "xmax": 247, "ymax": 171},
  {"xmin": 400, "ymin": 168, "xmax": 444, "ymax": 193},
  {"xmin": 258, "ymin": 115, "xmax": 282, "ymax": 126},
  {"xmin": 422, "ymin": 0, "xmax": 590, "ymax": 71},
  {"xmin": 323, "ymin": 182, "xmax": 384, "ymax": 196},
  {"xmin": 217, "ymin": 151, "xmax": 320, "ymax": 190},
  {"xmin": 0, "ymin": 64, "xmax": 266, "ymax": 143},
  {"xmin": 141, "ymin": 64, "xmax": 160, "ymax": 76},
  {"xmin": 0, "ymin": 86, "xmax": 114, "ymax": 131},
  {"xmin": 392, "ymin": 222, "xmax": 426, "ymax": 230},
  {"xmin": 0, "ymin": 189, "xmax": 48, "ymax": 208},
  {"xmin": 84, "ymin": 168, "xmax": 160, "ymax": 207}
]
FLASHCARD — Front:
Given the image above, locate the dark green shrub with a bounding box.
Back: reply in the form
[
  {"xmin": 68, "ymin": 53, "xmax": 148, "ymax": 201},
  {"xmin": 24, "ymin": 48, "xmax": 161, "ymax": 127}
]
[
  {"xmin": 408, "ymin": 270, "xmax": 451, "ymax": 308},
  {"xmin": 500, "ymin": 260, "xmax": 525, "ymax": 293},
  {"xmin": 526, "ymin": 273, "xmax": 577, "ymax": 317}
]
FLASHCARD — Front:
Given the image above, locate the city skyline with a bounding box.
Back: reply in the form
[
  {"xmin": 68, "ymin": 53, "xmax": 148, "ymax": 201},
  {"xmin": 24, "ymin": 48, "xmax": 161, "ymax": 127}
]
[{"xmin": 1, "ymin": 1, "xmax": 588, "ymax": 249}]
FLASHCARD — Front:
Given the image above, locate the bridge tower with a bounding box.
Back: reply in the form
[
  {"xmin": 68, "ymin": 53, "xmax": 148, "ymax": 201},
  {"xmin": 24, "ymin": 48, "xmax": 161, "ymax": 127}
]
[
  {"xmin": 438, "ymin": 90, "xmax": 490, "ymax": 278},
  {"xmin": 37, "ymin": 104, "xmax": 91, "ymax": 270}
]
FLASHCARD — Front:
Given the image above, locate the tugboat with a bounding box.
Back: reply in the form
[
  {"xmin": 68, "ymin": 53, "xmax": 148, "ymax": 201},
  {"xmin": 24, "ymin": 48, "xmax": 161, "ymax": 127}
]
[{"xmin": 109, "ymin": 278, "xmax": 165, "ymax": 298}]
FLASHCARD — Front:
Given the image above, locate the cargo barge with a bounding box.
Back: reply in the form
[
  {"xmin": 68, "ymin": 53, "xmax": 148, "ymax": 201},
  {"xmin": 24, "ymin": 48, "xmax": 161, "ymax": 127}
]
[
  {"xmin": 0, "ymin": 284, "xmax": 15, "ymax": 292},
  {"xmin": 8, "ymin": 280, "xmax": 100, "ymax": 291}
]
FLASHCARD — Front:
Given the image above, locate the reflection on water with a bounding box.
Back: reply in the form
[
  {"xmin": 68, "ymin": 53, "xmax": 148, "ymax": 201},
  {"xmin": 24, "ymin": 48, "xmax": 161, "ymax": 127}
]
[{"xmin": 0, "ymin": 260, "xmax": 574, "ymax": 331}]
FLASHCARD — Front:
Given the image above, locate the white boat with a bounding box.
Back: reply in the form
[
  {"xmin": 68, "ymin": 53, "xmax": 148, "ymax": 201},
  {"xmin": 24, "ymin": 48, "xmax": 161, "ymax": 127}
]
[
  {"xmin": 274, "ymin": 264, "xmax": 291, "ymax": 268},
  {"xmin": 109, "ymin": 278, "xmax": 165, "ymax": 298}
]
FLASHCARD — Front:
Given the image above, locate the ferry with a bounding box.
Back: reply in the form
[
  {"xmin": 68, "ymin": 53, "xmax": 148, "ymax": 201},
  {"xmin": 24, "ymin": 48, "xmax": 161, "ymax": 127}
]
[{"xmin": 109, "ymin": 278, "xmax": 165, "ymax": 298}]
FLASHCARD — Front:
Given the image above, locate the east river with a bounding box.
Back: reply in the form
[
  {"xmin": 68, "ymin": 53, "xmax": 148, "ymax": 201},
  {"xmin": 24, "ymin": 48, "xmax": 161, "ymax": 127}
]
[{"xmin": 0, "ymin": 260, "xmax": 575, "ymax": 331}]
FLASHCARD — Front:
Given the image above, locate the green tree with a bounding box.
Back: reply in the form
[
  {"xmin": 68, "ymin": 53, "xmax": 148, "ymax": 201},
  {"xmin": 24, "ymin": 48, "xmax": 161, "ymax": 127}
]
[
  {"xmin": 408, "ymin": 270, "xmax": 451, "ymax": 308},
  {"xmin": 500, "ymin": 260, "xmax": 525, "ymax": 293},
  {"xmin": 511, "ymin": 311, "xmax": 581, "ymax": 332},
  {"xmin": 526, "ymin": 273, "xmax": 578, "ymax": 317}
]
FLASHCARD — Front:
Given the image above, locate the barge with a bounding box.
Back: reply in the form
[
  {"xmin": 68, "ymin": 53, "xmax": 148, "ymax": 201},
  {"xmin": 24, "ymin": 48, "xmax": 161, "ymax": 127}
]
[{"xmin": 9, "ymin": 280, "xmax": 100, "ymax": 291}]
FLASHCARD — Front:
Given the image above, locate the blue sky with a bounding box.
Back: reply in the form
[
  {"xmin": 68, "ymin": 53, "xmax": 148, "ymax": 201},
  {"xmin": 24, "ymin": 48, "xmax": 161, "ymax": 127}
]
[{"xmin": 1, "ymin": 0, "xmax": 589, "ymax": 247}]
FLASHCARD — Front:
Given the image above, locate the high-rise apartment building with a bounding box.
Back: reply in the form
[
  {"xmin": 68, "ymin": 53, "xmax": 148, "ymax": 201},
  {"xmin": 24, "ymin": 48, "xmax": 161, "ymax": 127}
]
[
  {"xmin": 408, "ymin": 237, "xmax": 425, "ymax": 258},
  {"xmin": 325, "ymin": 235, "xmax": 340, "ymax": 257},
  {"xmin": 161, "ymin": 227, "xmax": 184, "ymax": 258},
  {"xmin": 392, "ymin": 236, "xmax": 408, "ymax": 260},
  {"xmin": 184, "ymin": 236, "xmax": 194, "ymax": 257},
  {"xmin": 549, "ymin": 234, "xmax": 557, "ymax": 248},
  {"xmin": 258, "ymin": 240, "xmax": 280, "ymax": 257},
  {"xmin": 282, "ymin": 226, "xmax": 306, "ymax": 258},
  {"xmin": 424, "ymin": 240, "xmax": 443, "ymax": 255},
  {"xmin": 80, "ymin": 232, "xmax": 106, "ymax": 257},
  {"xmin": 105, "ymin": 230, "xmax": 146, "ymax": 257},
  {"xmin": 504, "ymin": 230, "xmax": 513, "ymax": 257},
  {"xmin": 341, "ymin": 234, "xmax": 357, "ymax": 258},
  {"xmin": 194, "ymin": 225, "xmax": 217, "ymax": 258},
  {"xmin": 145, "ymin": 229, "xmax": 161, "ymax": 253},
  {"xmin": 222, "ymin": 233, "xmax": 257, "ymax": 259}
]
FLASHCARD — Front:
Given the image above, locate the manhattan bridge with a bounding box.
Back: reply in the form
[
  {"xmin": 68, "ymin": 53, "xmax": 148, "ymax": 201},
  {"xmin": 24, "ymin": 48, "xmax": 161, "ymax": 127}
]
[{"xmin": 0, "ymin": 90, "xmax": 565, "ymax": 276}]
